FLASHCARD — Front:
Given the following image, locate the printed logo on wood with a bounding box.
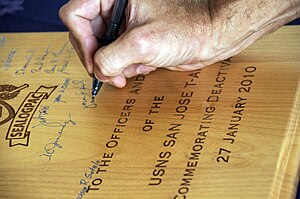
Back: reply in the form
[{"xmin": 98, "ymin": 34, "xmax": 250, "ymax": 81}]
[{"xmin": 0, "ymin": 84, "xmax": 57, "ymax": 147}]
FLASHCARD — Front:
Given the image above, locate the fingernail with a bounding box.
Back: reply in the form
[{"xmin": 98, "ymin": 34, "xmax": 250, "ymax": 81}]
[
  {"xmin": 110, "ymin": 75, "xmax": 126, "ymax": 88},
  {"xmin": 137, "ymin": 65, "xmax": 155, "ymax": 74},
  {"xmin": 94, "ymin": 68, "xmax": 109, "ymax": 82}
]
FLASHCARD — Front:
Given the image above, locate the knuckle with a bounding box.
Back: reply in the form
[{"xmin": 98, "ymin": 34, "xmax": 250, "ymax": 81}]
[
  {"xmin": 58, "ymin": 5, "xmax": 72, "ymax": 26},
  {"xmin": 58, "ymin": 6, "xmax": 67, "ymax": 22},
  {"xmin": 94, "ymin": 51, "xmax": 118, "ymax": 76},
  {"xmin": 128, "ymin": 28, "xmax": 156, "ymax": 55}
]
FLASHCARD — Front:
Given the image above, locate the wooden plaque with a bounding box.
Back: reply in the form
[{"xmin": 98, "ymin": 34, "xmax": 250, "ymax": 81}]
[{"xmin": 0, "ymin": 26, "xmax": 299, "ymax": 199}]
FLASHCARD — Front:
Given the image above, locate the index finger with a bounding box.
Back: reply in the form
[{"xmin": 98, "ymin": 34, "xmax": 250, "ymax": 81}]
[{"xmin": 59, "ymin": 0, "xmax": 115, "ymax": 74}]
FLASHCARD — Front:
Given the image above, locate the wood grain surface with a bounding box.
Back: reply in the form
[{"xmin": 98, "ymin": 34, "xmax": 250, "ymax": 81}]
[{"xmin": 0, "ymin": 26, "xmax": 299, "ymax": 199}]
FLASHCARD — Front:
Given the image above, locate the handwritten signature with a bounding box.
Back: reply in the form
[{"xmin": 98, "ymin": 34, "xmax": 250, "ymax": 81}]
[
  {"xmin": 0, "ymin": 37, "xmax": 7, "ymax": 48},
  {"xmin": 15, "ymin": 49, "xmax": 35, "ymax": 75},
  {"xmin": 73, "ymin": 80, "xmax": 97, "ymax": 109},
  {"xmin": 52, "ymin": 42, "xmax": 68, "ymax": 57},
  {"xmin": 44, "ymin": 64, "xmax": 57, "ymax": 74},
  {"xmin": 31, "ymin": 45, "xmax": 50, "ymax": 73},
  {"xmin": 77, "ymin": 160, "xmax": 100, "ymax": 199},
  {"xmin": 32, "ymin": 105, "xmax": 53, "ymax": 128},
  {"xmin": 2, "ymin": 48, "xmax": 16, "ymax": 70},
  {"xmin": 57, "ymin": 60, "xmax": 70, "ymax": 74},
  {"xmin": 53, "ymin": 78, "xmax": 71, "ymax": 103},
  {"xmin": 39, "ymin": 113, "xmax": 76, "ymax": 162},
  {"xmin": 32, "ymin": 105, "xmax": 67, "ymax": 128},
  {"xmin": 38, "ymin": 45, "xmax": 50, "ymax": 61}
]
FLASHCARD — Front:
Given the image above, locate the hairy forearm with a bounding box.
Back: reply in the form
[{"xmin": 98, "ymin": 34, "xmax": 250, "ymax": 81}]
[
  {"xmin": 59, "ymin": 0, "xmax": 300, "ymax": 86},
  {"xmin": 212, "ymin": 0, "xmax": 299, "ymax": 31},
  {"xmin": 207, "ymin": 0, "xmax": 300, "ymax": 58}
]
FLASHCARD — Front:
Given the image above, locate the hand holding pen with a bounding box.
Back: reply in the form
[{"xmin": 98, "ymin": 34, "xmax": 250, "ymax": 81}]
[
  {"xmin": 91, "ymin": 0, "xmax": 128, "ymax": 101},
  {"xmin": 59, "ymin": 0, "xmax": 300, "ymax": 89}
]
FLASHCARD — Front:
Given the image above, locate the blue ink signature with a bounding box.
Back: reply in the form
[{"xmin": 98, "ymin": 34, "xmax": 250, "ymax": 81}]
[
  {"xmin": 32, "ymin": 105, "xmax": 53, "ymax": 128},
  {"xmin": 15, "ymin": 49, "xmax": 35, "ymax": 75},
  {"xmin": 39, "ymin": 113, "xmax": 76, "ymax": 162},
  {"xmin": 73, "ymin": 80, "xmax": 97, "ymax": 109},
  {"xmin": 0, "ymin": 37, "xmax": 7, "ymax": 48},
  {"xmin": 2, "ymin": 48, "xmax": 16, "ymax": 70},
  {"xmin": 53, "ymin": 78, "xmax": 71, "ymax": 103},
  {"xmin": 77, "ymin": 160, "xmax": 100, "ymax": 198}
]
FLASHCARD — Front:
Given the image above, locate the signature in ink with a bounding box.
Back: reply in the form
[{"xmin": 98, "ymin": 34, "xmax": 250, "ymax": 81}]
[
  {"xmin": 77, "ymin": 160, "xmax": 100, "ymax": 198},
  {"xmin": 80, "ymin": 160, "xmax": 100, "ymax": 185},
  {"xmin": 42, "ymin": 61, "xmax": 70, "ymax": 75},
  {"xmin": 2, "ymin": 48, "xmax": 16, "ymax": 70},
  {"xmin": 53, "ymin": 78, "xmax": 71, "ymax": 103},
  {"xmin": 52, "ymin": 42, "xmax": 68, "ymax": 57},
  {"xmin": 31, "ymin": 46, "xmax": 51, "ymax": 73},
  {"xmin": 38, "ymin": 45, "xmax": 50, "ymax": 61},
  {"xmin": 57, "ymin": 60, "xmax": 70, "ymax": 74},
  {"xmin": 59, "ymin": 78, "xmax": 71, "ymax": 93},
  {"xmin": 39, "ymin": 113, "xmax": 76, "ymax": 162},
  {"xmin": 31, "ymin": 106, "xmax": 63, "ymax": 128},
  {"xmin": 53, "ymin": 94, "xmax": 66, "ymax": 104},
  {"xmin": 31, "ymin": 62, "xmax": 44, "ymax": 73},
  {"xmin": 73, "ymin": 80, "xmax": 97, "ymax": 109},
  {"xmin": 15, "ymin": 49, "xmax": 35, "ymax": 75},
  {"xmin": 32, "ymin": 105, "xmax": 50, "ymax": 128},
  {"xmin": 0, "ymin": 37, "xmax": 7, "ymax": 48},
  {"xmin": 44, "ymin": 65, "xmax": 57, "ymax": 74}
]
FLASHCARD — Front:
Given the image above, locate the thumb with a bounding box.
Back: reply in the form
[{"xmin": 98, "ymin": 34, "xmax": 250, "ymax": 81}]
[{"xmin": 93, "ymin": 27, "xmax": 158, "ymax": 77}]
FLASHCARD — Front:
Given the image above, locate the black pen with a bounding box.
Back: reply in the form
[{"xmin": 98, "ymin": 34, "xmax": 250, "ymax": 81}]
[{"xmin": 92, "ymin": 0, "xmax": 128, "ymax": 102}]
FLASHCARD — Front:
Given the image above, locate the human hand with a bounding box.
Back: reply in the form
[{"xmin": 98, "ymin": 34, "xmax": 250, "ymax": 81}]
[{"xmin": 59, "ymin": 0, "xmax": 300, "ymax": 88}]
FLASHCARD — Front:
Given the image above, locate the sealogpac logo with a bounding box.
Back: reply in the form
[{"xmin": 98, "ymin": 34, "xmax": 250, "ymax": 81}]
[{"xmin": 0, "ymin": 84, "xmax": 57, "ymax": 147}]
